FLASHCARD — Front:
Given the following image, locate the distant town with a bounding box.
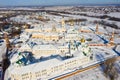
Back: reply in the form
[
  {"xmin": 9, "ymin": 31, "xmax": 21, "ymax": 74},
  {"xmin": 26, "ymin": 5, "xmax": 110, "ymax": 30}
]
[{"xmin": 0, "ymin": 5, "xmax": 120, "ymax": 80}]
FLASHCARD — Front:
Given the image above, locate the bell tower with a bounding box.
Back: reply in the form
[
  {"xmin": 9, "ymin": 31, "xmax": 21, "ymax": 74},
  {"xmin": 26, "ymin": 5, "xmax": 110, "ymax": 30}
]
[
  {"xmin": 109, "ymin": 29, "xmax": 114, "ymax": 46},
  {"xmin": 4, "ymin": 33, "xmax": 10, "ymax": 48},
  {"xmin": 51, "ymin": 24, "xmax": 57, "ymax": 32},
  {"xmin": 95, "ymin": 23, "xmax": 99, "ymax": 33},
  {"xmin": 61, "ymin": 16, "xmax": 65, "ymax": 28},
  {"xmin": 70, "ymin": 19, "xmax": 74, "ymax": 27}
]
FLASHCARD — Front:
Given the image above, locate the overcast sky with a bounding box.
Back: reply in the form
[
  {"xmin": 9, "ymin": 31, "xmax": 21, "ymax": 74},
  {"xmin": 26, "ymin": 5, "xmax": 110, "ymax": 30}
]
[{"xmin": 0, "ymin": 0, "xmax": 119, "ymax": 6}]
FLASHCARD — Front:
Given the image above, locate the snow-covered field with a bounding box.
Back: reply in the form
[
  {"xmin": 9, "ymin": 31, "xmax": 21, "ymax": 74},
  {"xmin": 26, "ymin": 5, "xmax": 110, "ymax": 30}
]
[
  {"xmin": 108, "ymin": 12, "xmax": 120, "ymax": 18},
  {"xmin": 1, "ymin": 6, "xmax": 120, "ymax": 80}
]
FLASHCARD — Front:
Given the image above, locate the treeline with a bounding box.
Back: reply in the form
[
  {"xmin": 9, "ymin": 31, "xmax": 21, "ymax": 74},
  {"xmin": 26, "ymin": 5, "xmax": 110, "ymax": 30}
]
[
  {"xmin": 72, "ymin": 13, "xmax": 120, "ymax": 22},
  {"xmin": 94, "ymin": 20, "xmax": 119, "ymax": 29}
]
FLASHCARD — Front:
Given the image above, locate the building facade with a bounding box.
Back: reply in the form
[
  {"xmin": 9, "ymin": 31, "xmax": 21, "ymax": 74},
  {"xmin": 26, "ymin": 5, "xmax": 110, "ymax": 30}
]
[{"xmin": 10, "ymin": 56, "xmax": 90, "ymax": 80}]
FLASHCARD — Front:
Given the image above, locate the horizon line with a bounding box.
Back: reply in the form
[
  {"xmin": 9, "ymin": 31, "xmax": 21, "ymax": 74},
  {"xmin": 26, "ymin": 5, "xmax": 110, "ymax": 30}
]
[{"xmin": 0, "ymin": 3, "xmax": 120, "ymax": 7}]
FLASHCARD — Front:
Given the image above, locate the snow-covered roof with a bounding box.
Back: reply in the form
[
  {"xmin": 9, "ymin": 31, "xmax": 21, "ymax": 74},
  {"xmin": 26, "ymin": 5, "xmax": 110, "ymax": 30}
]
[
  {"xmin": 19, "ymin": 43, "xmax": 32, "ymax": 50},
  {"xmin": 10, "ymin": 58, "xmax": 60, "ymax": 75},
  {"xmin": 67, "ymin": 28, "xmax": 79, "ymax": 34},
  {"xmin": 32, "ymin": 32, "xmax": 59, "ymax": 36},
  {"xmin": 116, "ymin": 45, "xmax": 120, "ymax": 53},
  {"xmin": 10, "ymin": 52, "xmax": 85, "ymax": 75},
  {"xmin": 32, "ymin": 44, "xmax": 58, "ymax": 50}
]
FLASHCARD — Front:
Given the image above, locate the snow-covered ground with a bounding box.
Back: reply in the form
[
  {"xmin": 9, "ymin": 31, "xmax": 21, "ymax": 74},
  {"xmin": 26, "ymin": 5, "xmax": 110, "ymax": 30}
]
[
  {"xmin": 64, "ymin": 65, "xmax": 120, "ymax": 80},
  {"xmin": 2, "ymin": 6, "xmax": 120, "ymax": 80},
  {"xmin": 0, "ymin": 41, "xmax": 6, "ymax": 62},
  {"xmin": 108, "ymin": 12, "xmax": 120, "ymax": 18}
]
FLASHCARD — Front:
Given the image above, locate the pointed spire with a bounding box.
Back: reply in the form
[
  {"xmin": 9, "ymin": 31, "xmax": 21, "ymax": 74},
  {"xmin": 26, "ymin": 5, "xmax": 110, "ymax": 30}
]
[
  {"xmin": 61, "ymin": 16, "xmax": 65, "ymax": 28},
  {"xmin": 51, "ymin": 24, "xmax": 56, "ymax": 32},
  {"xmin": 96, "ymin": 23, "xmax": 99, "ymax": 33},
  {"xmin": 109, "ymin": 29, "xmax": 114, "ymax": 46},
  {"xmin": 4, "ymin": 33, "xmax": 10, "ymax": 48},
  {"xmin": 112, "ymin": 29, "xmax": 114, "ymax": 38}
]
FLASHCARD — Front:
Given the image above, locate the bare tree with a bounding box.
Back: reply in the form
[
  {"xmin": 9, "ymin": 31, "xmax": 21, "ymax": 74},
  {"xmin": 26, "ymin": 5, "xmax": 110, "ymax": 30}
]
[{"xmin": 102, "ymin": 57, "xmax": 119, "ymax": 80}]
